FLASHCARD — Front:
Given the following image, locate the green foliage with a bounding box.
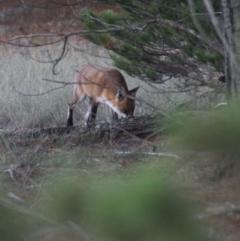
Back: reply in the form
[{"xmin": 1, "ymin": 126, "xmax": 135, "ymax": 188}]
[
  {"xmin": 80, "ymin": 9, "xmax": 100, "ymax": 30},
  {"xmin": 110, "ymin": 52, "xmax": 140, "ymax": 76},
  {"xmin": 172, "ymin": 103, "xmax": 240, "ymax": 177},
  {"xmin": 45, "ymin": 167, "xmax": 209, "ymax": 241},
  {"xmin": 99, "ymin": 9, "xmax": 121, "ymax": 24},
  {"xmin": 0, "ymin": 201, "xmax": 28, "ymax": 241},
  {"xmin": 86, "ymin": 172, "xmax": 204, "ymax": 241},
  {"xmin": 173, "ymin": 105, "xmax": 240, "ymax": 152},
  {"xmin": 195, "ymin": 49, "xmax": 222, "ymax": 66},
  {"xmin": 80, "ymin": 0, "xmax": 223, "ymax": 83},
  {"xmin": 45, "ymin": 177, "xmax": 88, "ymax": 223},
  {"xmin": 184, "ymin": 42, "xmax": 222, "ymax": 68}
]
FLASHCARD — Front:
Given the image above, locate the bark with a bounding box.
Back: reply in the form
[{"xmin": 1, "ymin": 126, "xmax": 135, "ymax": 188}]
[{"xmin": 222, "ymin": 0, "xmax": 240, "ymax": 100}]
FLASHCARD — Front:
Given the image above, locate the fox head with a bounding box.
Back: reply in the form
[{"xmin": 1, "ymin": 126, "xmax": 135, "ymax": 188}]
[{"xmin": 115, "ymin": 86, "xmax": 139, "ymax": 117}]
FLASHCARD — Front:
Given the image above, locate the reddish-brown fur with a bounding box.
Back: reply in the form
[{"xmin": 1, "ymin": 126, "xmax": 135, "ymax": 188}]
[{"xmin": 67, "ymin": 64, "xmax": 139, "ymax": 126}]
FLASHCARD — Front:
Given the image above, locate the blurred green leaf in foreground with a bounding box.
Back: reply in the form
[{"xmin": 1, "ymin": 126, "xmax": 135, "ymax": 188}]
[
  {"xmin": 45, "ymin": 166, "xmax": 210, "ymax": 241},
  {"xmin": 172, "ymin": 103, "xmax": 240, "ymax": 178}
]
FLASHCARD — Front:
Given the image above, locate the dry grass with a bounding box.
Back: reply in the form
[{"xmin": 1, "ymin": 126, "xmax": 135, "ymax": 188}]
[
  {"xmin": 0, "ymin": 43, "xmax": 103, "ymax": 128},
  {"xmin": 0, "ymin": 41, "xmax": 212, "ymax": 129}
]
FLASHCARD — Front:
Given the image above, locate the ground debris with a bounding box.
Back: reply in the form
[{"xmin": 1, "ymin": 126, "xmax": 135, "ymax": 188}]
[{"xmin": 1, "ymin": 115, "xmax": 164, "ymax": 141}]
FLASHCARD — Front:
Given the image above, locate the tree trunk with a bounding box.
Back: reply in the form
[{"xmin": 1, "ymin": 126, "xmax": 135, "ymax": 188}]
[{"xmin": 222, "ymin": 0, "xmax": 240, "ymax": 100}]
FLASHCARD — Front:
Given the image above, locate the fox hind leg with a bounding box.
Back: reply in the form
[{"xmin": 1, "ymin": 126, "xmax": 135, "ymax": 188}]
[
  {"xmin": 67, "ymin": 90, "xmax": 86, "ymax": 127},
  {"xmin": 67, "ymin": 105, "xmax": 74, "ymax": 126},
  {"xmin": 85, "ymin": 97, "xmax": 98, "ymax": 126}
]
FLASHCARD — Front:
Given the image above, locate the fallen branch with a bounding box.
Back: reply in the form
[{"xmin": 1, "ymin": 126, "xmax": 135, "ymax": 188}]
[{"xmin": 1, "ymin": 115, "xmax": 164, "ymax": 141}]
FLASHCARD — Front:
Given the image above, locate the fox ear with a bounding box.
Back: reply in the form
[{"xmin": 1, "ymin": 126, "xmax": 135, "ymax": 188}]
[
  {"xmin": 116, "ymin": 87, "xmax": 126, "ymax": 101},
  {"xmin": 129, "ymin": 86, "xmax": 139, "ymax": 97}
]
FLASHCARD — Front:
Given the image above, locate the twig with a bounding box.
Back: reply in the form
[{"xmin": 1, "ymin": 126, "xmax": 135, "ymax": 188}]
[
  {"xmin": 7, "ymin": 192, "xmax": 25, "ymax": 203},
  {"xmin": 115, "ymin": 151, "xmax": 180, "ymax": 159},
  {"xmin": 13, "ymin": 84, "xmax": 67, "ymax": 97}
]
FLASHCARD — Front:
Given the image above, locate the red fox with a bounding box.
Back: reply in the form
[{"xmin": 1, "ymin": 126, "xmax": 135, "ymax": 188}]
[{"xmin": 67, "ymin": 65, "xmax": 139, "ymax": 126}]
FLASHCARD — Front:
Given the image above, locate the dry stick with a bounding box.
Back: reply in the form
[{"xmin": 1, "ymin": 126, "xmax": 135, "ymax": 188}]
[
  {"xmin": 12, "ymin": 84, "xmax": 68, "ymax": 97},
  {"xmin": 145, "ymin": 127, "xmax": 167, "ymax": 140},
  {"xmin": 13, "ymin": 78, "xmax": 76, "ymax": 97},
  {"xmin": 69, "ymin": 42, "xmax": 111, "ymax": 60},
  {"xmin": 0, "ymin": 196, "xmax": 58, "ymax": 225},
  {"xmin": 115, "ymin": 151, "xmax": 180, "ymax": 159},
  {"xmin": 110, "ymin": 124, "xmax": 158, "ymax": 152},
  {"xmin": 7, "ymin": 16, "xmax": 223, "ymax": 55},
  {"xmin": 52, "ymin": 36, "xmax": 68, "ymax": 75},
  {"xmin": 7, "ymin": 192, "xmax": 25, "ymax": 203}
]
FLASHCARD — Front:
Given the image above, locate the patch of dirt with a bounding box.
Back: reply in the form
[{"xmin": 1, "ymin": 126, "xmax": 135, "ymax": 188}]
[{"xmin": 201, "ymin": 177, "xmax": 240, "ymax": 241}]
